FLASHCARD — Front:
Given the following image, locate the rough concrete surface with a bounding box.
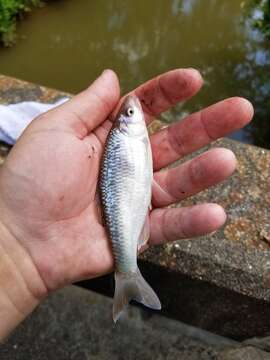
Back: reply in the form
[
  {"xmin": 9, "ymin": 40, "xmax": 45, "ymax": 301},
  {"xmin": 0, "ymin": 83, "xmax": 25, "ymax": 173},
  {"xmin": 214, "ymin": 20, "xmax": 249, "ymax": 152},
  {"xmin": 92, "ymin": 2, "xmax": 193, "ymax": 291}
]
[
  {"xmin": 1, "ymin": 286, "xmax": 270, "ymax": 360},
  {"xmin": 218, "ymin": 346, "xmax": 270, "ymax": 360},
  {"xmin": 0, "ymin": 286, "xmax": 232, "ymax": 360}
]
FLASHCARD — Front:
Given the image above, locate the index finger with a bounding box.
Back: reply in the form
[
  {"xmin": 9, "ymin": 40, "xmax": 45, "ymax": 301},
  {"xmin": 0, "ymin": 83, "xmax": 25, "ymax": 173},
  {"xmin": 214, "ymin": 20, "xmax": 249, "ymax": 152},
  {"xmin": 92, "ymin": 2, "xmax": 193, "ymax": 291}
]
[
  {"xmin": 134, "ymin": 68, "xmax": 203, "ymax": 123},
  {"xmin": 94, "ymin": 68, "xmax": 203, "ymax": 144}
]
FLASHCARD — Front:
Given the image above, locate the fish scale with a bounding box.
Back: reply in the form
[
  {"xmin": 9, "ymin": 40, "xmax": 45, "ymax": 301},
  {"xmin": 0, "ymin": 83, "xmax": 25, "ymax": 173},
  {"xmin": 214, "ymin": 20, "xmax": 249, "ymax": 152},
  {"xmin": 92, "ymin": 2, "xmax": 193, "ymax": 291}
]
[{"xmin": 100, "ymin": 127, "xmax": 142, "ymax": 272}]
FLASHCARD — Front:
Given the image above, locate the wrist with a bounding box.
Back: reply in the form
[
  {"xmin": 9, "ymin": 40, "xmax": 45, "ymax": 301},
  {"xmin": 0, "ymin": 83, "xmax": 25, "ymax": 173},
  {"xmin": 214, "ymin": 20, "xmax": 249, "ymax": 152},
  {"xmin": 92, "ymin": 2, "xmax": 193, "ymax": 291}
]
[{"xmin": 0, "ymin": 220, "xmax": 47, "ymax": 340}]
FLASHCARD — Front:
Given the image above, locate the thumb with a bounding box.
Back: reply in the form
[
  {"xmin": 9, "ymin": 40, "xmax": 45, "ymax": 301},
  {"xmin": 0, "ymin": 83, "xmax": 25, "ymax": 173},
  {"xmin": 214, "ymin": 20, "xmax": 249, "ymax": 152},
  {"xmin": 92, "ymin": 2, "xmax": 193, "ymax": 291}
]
[{"xmin": 50, "ymin": 69, "xmax": 120, "ymax": 134}]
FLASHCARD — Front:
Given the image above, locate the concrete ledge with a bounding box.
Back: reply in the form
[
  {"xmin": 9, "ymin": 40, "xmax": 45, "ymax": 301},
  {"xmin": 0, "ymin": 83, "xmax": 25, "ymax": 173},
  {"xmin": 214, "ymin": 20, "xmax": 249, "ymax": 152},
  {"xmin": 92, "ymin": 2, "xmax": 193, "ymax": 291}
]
[
  {"xmin": 1, "ymin": 75, "xmax": 270, "ymax": 339},
  {"xmin": 1, "ymin": 286, "xmax": 270, "ymax": 359}
]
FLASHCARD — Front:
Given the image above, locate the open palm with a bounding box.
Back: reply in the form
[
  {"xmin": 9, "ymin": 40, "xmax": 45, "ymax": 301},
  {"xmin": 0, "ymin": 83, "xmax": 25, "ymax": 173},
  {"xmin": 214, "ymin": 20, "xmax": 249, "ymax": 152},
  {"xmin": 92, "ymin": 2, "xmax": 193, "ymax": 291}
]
[{"xmin": 0, "ymin": 69, "xmax": 253, "ymax": 294}]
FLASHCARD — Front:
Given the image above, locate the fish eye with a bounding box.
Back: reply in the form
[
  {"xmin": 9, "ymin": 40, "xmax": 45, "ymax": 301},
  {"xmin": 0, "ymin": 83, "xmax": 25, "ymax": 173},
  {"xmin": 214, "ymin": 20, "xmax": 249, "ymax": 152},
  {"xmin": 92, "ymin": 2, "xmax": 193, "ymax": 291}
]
[{"xmin": 126, "ymin": 107, "xmax": 134, "ymax": 117}]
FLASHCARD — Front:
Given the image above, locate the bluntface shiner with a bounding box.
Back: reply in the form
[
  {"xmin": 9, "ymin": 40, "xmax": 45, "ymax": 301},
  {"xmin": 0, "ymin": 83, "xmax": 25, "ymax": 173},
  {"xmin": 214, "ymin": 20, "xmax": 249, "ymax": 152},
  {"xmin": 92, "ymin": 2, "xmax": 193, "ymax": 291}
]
[{"xmin": 99, "ymin": 95, "xmax": 161, "ymax": 322}]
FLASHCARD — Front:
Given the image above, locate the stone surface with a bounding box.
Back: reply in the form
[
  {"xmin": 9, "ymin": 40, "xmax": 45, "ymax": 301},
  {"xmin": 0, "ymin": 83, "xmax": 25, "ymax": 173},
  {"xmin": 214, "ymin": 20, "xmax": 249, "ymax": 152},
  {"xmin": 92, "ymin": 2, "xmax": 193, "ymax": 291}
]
[
  {"xmin": 0, "ymin": 74, "xmax": 68, "ymax": 104},
  {"xmin": 1, "ymin": 74, "xmax": 270, "ymax": 339},
  {"xmin": 218, "ymin": 346, "xmax": 270, "ymax": 360},
  {"xmin": 0, "ymin": 286, "xmax": 234, "ymax": 360},
  {"xmin": 141, "ymin": 138, "xmax": 270, "ymax": 301},
  {"xmin": 1, "ymin": 286, "xmax": 270, "ymax": 360}
]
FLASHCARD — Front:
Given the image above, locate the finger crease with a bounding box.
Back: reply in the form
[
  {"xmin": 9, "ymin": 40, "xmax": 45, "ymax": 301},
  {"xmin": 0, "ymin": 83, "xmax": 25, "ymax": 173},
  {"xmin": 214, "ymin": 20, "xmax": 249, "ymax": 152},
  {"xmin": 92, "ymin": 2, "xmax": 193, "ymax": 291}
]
[
  {"xmin": 187, "ymin": 160, "xmax": 201, "ymax": 188},
  {"xmin": 161, "ymin": 209, "xmax": 172, "ymax": 243},
  {"xmin": 135, "ymin": 90, "xmax": 156, "ymax": 119},
  {"xmin": 199, "ymin": 111, "xmax": 215, "ymax": 142},
  {"xmin": 68, "ymin": 110, "xmax": 89, "ymax": 137},
  {"xmin": 157, "ymin": 76, "xmax": 174, "ymax": 106},
  {"xmin": 179, "ymin": 213, "xmax": 189, "ymax": 239},
  {"xmin": 167, "ymin": 125, "xmax": 185, "ymax": 158},
  {"xmin": 90, "ymin": 90, "xmax": 112, "ymax": 116}
]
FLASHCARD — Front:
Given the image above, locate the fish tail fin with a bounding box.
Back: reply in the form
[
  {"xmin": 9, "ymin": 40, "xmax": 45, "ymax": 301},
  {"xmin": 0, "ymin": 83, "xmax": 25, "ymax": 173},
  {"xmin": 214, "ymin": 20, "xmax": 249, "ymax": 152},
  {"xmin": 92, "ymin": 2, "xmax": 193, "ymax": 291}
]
[{"xmin": 113, "ymin": 268, "xmax": 161, "ymax": 322}]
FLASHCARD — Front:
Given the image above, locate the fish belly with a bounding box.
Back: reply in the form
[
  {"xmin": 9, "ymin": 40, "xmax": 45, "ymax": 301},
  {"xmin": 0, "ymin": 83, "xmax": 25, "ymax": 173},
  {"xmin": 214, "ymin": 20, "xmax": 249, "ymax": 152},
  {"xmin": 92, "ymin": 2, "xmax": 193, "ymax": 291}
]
[{"xmin": 100, "ymin": 129, "xmax": 152, "ymax": 273}]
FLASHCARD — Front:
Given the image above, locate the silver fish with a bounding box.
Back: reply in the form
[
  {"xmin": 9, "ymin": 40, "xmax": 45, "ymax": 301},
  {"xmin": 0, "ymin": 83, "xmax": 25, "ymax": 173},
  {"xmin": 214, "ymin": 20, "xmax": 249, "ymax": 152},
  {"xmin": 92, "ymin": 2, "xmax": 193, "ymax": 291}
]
[{"xmin": 100, "ymin": 95, "xmax": 161, "ymax": 322}]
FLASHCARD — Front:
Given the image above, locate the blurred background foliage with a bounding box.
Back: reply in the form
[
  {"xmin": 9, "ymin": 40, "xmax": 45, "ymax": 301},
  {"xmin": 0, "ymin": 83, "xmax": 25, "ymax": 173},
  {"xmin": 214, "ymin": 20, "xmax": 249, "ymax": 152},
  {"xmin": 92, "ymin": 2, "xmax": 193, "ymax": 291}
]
[
  {"xmin": 243, "ymin": 0, "xmax": 270, "ymax": 38},
  {"xmin": 0, "ymin": 0, "xmax": 42, "ymax": 46}
]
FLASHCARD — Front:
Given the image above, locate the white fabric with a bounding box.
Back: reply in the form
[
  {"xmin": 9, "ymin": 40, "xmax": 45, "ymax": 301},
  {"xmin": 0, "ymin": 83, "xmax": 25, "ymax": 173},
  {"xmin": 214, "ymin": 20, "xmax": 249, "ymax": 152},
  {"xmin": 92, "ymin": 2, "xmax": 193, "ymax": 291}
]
[{"xmin": 0, "ymin": 97, "xmax": 69, "ymax": 145}]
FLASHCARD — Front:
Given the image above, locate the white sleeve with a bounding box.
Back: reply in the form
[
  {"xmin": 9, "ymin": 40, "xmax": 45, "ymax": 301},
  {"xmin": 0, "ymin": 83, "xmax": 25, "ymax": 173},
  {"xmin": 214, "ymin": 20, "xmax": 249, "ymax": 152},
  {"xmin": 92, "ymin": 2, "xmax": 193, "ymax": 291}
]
[{"xmin": 0, "ymin": 97, "xmax": 69, "ymax": 145}]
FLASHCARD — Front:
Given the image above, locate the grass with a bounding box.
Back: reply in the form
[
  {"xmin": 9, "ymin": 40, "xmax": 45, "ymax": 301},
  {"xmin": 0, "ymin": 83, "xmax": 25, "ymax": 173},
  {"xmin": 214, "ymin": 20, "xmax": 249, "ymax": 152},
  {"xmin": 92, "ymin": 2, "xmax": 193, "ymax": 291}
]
[{"xmin": 0, "ymin": 0, "xmax": 42, "ymax": 46}]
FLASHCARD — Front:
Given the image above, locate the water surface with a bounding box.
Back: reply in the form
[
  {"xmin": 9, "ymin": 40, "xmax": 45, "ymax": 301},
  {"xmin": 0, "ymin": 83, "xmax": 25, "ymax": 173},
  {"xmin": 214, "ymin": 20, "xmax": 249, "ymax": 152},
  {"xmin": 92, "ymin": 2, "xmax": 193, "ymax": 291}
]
[{"xmin": 0, "ymin": 0, "xmax": 269, "ymax": 148}]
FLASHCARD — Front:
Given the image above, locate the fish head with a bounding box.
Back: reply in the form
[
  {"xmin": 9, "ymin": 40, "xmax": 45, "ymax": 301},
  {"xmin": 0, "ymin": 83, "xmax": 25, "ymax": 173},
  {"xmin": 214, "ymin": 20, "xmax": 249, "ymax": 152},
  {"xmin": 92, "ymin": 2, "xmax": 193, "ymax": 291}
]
[{"xmin": 115, "ymin": 95, "xmax": 146, "ymax": 137}]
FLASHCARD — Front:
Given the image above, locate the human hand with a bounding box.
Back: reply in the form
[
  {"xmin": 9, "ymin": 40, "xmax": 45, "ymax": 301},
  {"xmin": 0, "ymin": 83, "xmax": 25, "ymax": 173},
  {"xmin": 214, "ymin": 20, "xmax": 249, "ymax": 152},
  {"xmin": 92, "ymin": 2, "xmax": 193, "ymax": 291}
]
[{"xmin": 0, "ymin": 69, "xmax": 253, "ymax": 335}]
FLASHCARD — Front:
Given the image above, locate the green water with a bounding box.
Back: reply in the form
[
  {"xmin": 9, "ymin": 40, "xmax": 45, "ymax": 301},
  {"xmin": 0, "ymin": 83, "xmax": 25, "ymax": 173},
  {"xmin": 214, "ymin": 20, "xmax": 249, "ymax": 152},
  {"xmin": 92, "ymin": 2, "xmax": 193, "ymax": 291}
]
[{"xmin": 0, "ymin": 0, "xmax": 269, "ymax": 147}]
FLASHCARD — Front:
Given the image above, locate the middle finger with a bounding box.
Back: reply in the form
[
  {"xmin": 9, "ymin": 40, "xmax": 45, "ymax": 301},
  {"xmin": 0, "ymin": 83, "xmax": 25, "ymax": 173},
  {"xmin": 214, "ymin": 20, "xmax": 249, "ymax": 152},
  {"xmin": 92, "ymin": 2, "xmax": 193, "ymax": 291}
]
[{"xmin": 151, "ymin": 97, "xmax": 253, "ymax": 171}]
